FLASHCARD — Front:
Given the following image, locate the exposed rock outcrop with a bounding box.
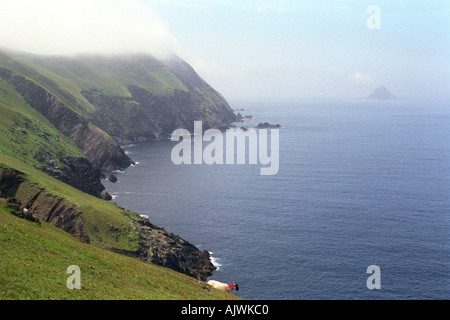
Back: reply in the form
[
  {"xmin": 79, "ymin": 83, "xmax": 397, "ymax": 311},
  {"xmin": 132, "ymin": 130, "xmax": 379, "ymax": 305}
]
[
  {"xmin": 134, "ymin": 219, "xmax": 216, "ymax": 281},
  {"xmin": 0, "ymin": 68, "xmax": 133, "ymax": 171},
  {"xmin": 235, "ymin": 113, "xmax": 244, "ymax": 123},
  {"xmin": 256, "ymin": 122, "xmax": 281, "ymax": 129},
  {"xmin": 0, "ymin": 167, "xmax": 89, "ymax": 242},
  {"xmin": 84, "ymin": 85, "xmax": 237, "ymax": 144},
  {"xmin": 0, "ymin": 167, "xmax": 25, "ymax": 198},
  {"xmin": 0, "ymin": 165, "xmax": 215, "ymax": 281},
  {"xmin": 108, "ymin": 174, "xmax": 118, "ymax": 183},
  {"xmin": 0, "ymin": 51, "xmax": 230, "ymax": 281},
  {"xmin": 44, "ymin": 157, "xmax": 105, "ymax": 197}
]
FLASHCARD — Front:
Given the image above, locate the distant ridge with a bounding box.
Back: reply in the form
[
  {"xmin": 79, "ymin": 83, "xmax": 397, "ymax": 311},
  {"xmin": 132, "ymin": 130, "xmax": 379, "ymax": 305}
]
[{"xmin": 368, "ymin": 86, "xmax": 397, "ymax": 100}]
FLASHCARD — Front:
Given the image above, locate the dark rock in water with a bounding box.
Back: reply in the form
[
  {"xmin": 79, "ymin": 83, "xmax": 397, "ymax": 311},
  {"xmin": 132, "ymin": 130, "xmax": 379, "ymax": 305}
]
[
  {"xmin": 235, "ymin": 114, "xmax": 253, "ymax": 122},
  {"xmin": 211, "ymin": 124, "xmax": 231, "ymax": 132},
  {"xmin": 100, "ymin": 191, "xmax": 113, "ymax": 201},
  {"xmin": 240, "ymin": 127, "xmax": 249, "ymax": 132},
  {"xmin": 368, "ymin": 86, "xmax": 397, "ymax": 100},
  {"xmin": 256, "ymin": 122, "xmax": 281, "ymax": 129},
  {"xmin": 235, "ymin": 113, "xmax": 244, "ymax": 123},
  {"xmin": 109, "ymin": 175, "xmax": 118, "ymax": 183}
]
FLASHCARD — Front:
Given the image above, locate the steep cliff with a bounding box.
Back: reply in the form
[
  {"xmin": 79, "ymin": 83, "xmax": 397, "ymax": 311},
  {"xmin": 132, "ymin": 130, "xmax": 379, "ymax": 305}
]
[
  {"xmin": 0, "ymin": 49, "xmax": 232, "ymax": 281},
  {"xmin": 0, "ymin": 67, "xmax": 133, "ymax": 171},
  {"xmin": 0, "ymin": 49, "xmax": 236, "ymax": 175},
  {"xmin": 0, "ymin": 201, "xmax": 237, "ymax": 300},
  {"xmin": 0, "ymin": 161, "xmax": 215, "ymax": 281}
]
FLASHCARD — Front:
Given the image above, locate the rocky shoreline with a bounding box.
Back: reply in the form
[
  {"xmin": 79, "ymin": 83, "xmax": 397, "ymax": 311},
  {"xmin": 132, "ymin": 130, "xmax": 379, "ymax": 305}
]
[
  {"xmin": 0, "ymin": 51, "xmax": 238, "ymax": 282},
  {"xmin": 0, "ymin": 165, "xmax": 216, "ymax": 281}
]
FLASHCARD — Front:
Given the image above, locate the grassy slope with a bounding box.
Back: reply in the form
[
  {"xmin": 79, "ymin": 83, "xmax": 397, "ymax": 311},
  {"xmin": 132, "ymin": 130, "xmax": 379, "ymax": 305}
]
[
  {"xmin": 0, "ymin": 50, "xmax": 189, "ymax": 116},
  {"xmin": 0, "ymin": 50, "xmax": 236, "ymax": 300},
  {"xmin": 25, "ymin": 55, "xmax": 189, "ymax": 96},
  {"xmin": 0, "ymin": 154, "xmax": 141, "ymax": 252},
  {"xmin": 0, "ymin": 49, "xmax": 199, "ymax": 150},
  {"xmin": 0, "ymin": 200, "xmax": 239, "ymax": 300},
  {"xmin": 0, "ymin": 49, "xmax": 234, "ymax": 145},
  {"xmin": 0, "ymin": 79, "xmax": 83, "ymax": 170}
]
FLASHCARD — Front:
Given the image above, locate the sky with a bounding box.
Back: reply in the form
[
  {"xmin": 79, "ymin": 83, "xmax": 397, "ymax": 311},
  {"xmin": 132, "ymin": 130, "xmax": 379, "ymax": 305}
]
[{"xmin": 0, "ymin": 0, "xmax": 449, "ymax": 102}]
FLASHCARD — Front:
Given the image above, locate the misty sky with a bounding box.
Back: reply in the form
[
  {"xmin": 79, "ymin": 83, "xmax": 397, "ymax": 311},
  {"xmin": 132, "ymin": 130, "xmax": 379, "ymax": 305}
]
[{"xmin": 1, "ymin": 0, "xmax": 449, "ymax": 102}]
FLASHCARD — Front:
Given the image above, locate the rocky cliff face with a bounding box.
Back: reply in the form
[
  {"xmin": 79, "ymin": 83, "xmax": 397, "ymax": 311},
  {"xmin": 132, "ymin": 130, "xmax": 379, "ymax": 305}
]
[
  {"xmin": 0, "ymin": 166, "xmax": 90, "ymax": 242},
  {"xmin": 0, "ymin": 68, "xmax": 133, "ymax": 197},
  {"xmin": 0, "ymin": 51, "xmax": 231, "ymax": 281},
  {"xmin": 133, "ymin": 218, "xmax": 216, "ymax": 280},
  {"xmin": 0, "ymin": 69, "xmax": 133, "ymax": 171},
  {"xmin": 83, "ymin": 56, "xmax": 236, "ymax": 144},
  {"xmin": 0, "ymin": 165, "xmax": 216, "ymax": 281},
  {"xmin": 43, "ymin": 157, "xmax": 105, "ymax": 198},
  {"xmin": 163, "ymin": 55, "xmax": 237, "ymax": 128},
  {"xmin": 0, "ymin": 53, "xmax": 236, "ymax": 190}
]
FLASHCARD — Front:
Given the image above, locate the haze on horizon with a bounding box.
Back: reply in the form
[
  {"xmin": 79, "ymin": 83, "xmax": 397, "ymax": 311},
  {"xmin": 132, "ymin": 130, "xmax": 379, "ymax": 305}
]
[{"xmin": 0, "ymin": 0, "xmax": 448, "ymax": 102}]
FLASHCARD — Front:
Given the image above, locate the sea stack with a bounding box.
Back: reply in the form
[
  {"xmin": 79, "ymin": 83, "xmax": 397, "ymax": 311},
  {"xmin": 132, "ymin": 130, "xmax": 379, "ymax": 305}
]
[{"xmin": 368, "ymin": 86, "xmax": 397, "ymax": 100}]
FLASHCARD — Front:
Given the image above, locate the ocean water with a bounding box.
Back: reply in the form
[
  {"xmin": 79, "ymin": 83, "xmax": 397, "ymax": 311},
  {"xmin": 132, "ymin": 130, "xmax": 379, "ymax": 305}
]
[{"xmin": 104, "ymin": 99, "xmax": 449, "ymax": 300}]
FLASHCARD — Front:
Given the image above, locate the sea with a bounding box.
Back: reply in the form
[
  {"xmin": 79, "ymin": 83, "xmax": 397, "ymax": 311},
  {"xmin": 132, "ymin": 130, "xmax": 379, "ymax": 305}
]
[{"xmin": 103, "ymin": 99, "xmax": 449, "ymax": 300}]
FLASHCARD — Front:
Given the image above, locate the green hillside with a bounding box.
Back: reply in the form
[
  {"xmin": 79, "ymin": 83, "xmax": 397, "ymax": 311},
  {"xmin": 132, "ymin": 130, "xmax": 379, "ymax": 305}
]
[
  {"xmin": 0, "ymin": 154, "xmax": 141, "ymax": 252},
  {"xmin": 0, "ymin": 199, "xmax": 240, "ymax": 300},
  {"xmin": 0, "ymin": 48, "xmax": 238, "ymax": 300},
  {"xmin": 0, "ymin": 51, "xmax": 189, "ymax": 114},
  {"xmin": 0, "ymin": 48, "xmax": 236, "ymax": 170},
  {"xmin": 0, "ymin": 78, "xmax": 83, "ymax": 170},
  {"xmin": 0, "ymin": 154, "xmax": 217, "ymax": 281},
  {"xmin": 0, "ymin": 49, "xmax": 234, "ymax": 130}
]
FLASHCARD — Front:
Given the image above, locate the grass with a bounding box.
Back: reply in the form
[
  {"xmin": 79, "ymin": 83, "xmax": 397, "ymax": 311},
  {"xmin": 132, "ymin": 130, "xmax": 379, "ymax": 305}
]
[
  {"xmin": 0, "ymin": 51, "xmax": 189, "ymax": 117},
  {"xmin": 0, "ymin": 79, "xmax": 83, "ymax": 170},
  {"xmin": 0, "ymin": 154, "xmax": 142, "ymax": 252},
  {"xmin": 0, "ymin": 199, "xmax": 240, "ymax": 300},
  {"xmin": 0, "ymin": 49, "xmax": 240, "ymax": 300}
]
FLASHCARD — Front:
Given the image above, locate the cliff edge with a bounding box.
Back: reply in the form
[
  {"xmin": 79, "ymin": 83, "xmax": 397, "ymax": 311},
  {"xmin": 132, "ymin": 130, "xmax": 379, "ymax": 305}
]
[
  {"xmin": 0, "ymin": 49, "xmax": 233, "ymax": 282},
  {"xmin": 0, "ymin": 159, "xmax": 216, "ymax": 281}
]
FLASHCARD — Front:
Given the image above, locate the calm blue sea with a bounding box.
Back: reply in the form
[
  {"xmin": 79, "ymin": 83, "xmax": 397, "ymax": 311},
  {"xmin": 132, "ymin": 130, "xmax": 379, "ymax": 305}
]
[{"xmin": 104, "ymin": 99, "xmax": 449, "ymax": 300}]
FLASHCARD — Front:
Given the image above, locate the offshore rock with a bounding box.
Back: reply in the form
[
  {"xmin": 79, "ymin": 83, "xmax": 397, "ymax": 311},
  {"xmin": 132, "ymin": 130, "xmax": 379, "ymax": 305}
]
[
  {"xmin": 368, "ymin": 86, "xmax": 397, "ymax": 100},
  {"xmin": 256, "ymin": 122, "xmax": 281, "ymax": 129}
]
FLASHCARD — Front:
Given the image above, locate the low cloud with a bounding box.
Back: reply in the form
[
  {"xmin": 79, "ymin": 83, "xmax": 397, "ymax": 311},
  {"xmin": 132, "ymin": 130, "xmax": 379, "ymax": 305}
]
[
  {"xmin": 0, "ymin": 0, "xmax": 177, "ymax": 58},
  {"xmin": 349, "ymin": 72, "xmax": 374, "ymax": 84}
]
